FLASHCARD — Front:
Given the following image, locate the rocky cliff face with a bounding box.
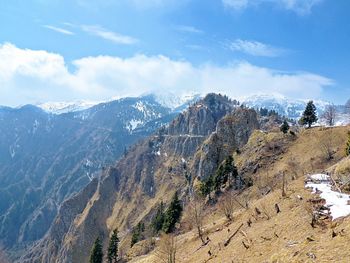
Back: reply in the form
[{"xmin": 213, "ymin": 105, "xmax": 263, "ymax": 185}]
[
  {"xmin": 20, "ymin": 94, "xmax": 258, "ymax": 263},
  {"xmin": 193, "ymin": 107, "xmax": 260, "ymax": 180}
]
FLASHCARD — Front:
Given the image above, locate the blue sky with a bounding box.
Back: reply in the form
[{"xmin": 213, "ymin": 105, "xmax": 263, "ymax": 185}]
[{"xmin": 0, "ymin": 0, "xmax": 349, "ymax": 106}]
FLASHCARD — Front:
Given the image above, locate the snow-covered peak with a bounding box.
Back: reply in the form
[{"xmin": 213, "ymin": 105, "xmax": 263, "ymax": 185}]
[
  {"xmin": 151, "ymin": 92, "xmax": 202, "ymax": 110},
  {"xmin": 37, "ymin": 100, "xmax": 102, "ymax": 114},
  {"xmin": 242, "ymin": 94, "xmax": 330, "ymax": 119}
]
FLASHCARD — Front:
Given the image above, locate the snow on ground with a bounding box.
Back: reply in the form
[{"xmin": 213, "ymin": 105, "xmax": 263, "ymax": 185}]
[
  {"xmin": 309, "ymin": 174, "xmax": 329, "ymax": 181},
  {"xmin": 128, "ymin": 119, "xmax": 143, "ymax": 131},
  {"xmin": 306, "ymin": 174, "xmax": 350, "ymax": 220}
]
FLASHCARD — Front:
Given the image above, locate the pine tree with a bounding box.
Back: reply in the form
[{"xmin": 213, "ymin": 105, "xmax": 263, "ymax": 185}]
[
  {"xmin": 299, "ymin": 101, "xmax": 318, "ymax": 128},
  {"xmin": 107, "ymin": 229, "xmax": 119, "ymax": 263},
  {"xmin": 213, "ymin": 156, "xmax": 238, "ymax": 191},
  {"xmin": 130, "ymin": 222, "xmax": 145, "ymax": 247},
  {"xmin": 162, "ymin": 192, "xmax": 182, "ymax": 233},
  {"xmin": 199, "ymin": 174, "xmax": 214, "ymax": 197},
  {"xmin": 280, "ymin": 120, "xmax": 290, "ymax": 134},
  {"xmin": 151, "ymin": 202, "xmax": 165, "ymax": 234},
  {"xmin": 224, "ymin": 156, "xmax": 238, "ymax": 188},
  {"xmin": 214, "ymin": 164, "xmax": 225, "ymax": 191},
  {"xmin": 89, "ymin": 237, "xmax": 103, "ymax": 263},
  {"xmin": 346, "ymin": 132, "xmax": 350, "ymax": 156}
]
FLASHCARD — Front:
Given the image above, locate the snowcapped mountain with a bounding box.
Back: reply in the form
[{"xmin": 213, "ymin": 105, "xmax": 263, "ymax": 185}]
[
  {"xmin": 151, "ymin": 92, "xmax": 202, "ymax": 110},
  {"xmin": 242, "ymin": 94, "xmax": 330, "ymax": 119},
  {"xmin": 37, "ymin": 100, "xmax": 102, "ymax": 114},
  {"xmin": 36, "ymin": 93, "xmax": 201, "ymax": 115}
]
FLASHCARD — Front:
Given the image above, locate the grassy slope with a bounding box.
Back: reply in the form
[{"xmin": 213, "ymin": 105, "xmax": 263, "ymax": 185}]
[{"xmin": 131, "ymin": 126, "xmax": 350, "ymax": 263}]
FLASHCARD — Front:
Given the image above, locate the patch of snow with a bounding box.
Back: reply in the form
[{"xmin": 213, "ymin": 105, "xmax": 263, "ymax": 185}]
[
  {"xmin": 134, "ymin": 101, "xmax": 147, "ymax": 114},
  {"xmin": 309, "ymin": 174, "xmax": 329, "ymax": 181},
  {"xmin": 9, "ymin": 146, "xmax": 16, "ymax": 158},
  {"xmin": 128, "ymin": 119, "xmax": 143, "ymax": 131},
  {"xmin": 86, "ymin": 172, "xmax": 93, "ymax": 181},
  {"xmin": 155, "ymin": 150, "xmax": 161, "ymax": 156},
  {"xmin": 306, "ymin": 174, "xmax": 350, "ymax": 220},
  {"xmin": 32, "ymin": 119, "xmax": 39, "ymax": 134},
  {"xmin": 85, "ymin": 159, "xmax": 93, "ymax": 167}
]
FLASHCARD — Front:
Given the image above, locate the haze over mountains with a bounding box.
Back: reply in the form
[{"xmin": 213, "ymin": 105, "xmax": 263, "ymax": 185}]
[{"xmin": 0, "ymin": 95, "xmax": 177, "ymax": 251}]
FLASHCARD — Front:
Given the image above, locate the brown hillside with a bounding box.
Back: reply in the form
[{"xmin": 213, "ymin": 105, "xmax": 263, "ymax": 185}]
[{"xmin": 131, "ymin": 126, "xmax": 350, "ymax": 263}]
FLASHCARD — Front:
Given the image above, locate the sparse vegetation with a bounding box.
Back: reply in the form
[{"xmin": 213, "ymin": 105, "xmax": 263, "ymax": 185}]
[
  {"xmin": 219, "ymin": 191, "xmax": 236, "ymax": 221},
  {"xmin": 186, "ymin": 196, "xmax": 206, "ymax": 244},
  {"xmin": 320, "ymin": 129, "xmax": 336, "ymax": 161},
  {"xmin": 346, "ymin": 131, "xmax": 350, "ymax": 156},
  {"xmin": 89, "ymin": 237, "xmax": 103, "ymax": 263},
  {"xmin": 154, "ymin": 234, "xmax": 177, "ymax": 263},
  {"xmin": 299, "ymin": 101, "xmax": 318, "ymax": 128}
]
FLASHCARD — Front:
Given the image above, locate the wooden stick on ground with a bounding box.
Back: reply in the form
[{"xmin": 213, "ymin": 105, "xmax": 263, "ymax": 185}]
[
  {"xmin": 224, "ymin": 223, "xmax": 244, "ymax": 247},
  {"xmin": 329, "ymin": 173, "xmax": 342, "ymax": 193}
]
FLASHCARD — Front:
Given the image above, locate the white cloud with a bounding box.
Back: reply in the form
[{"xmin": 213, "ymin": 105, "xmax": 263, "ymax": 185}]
[
  {"xmin": 42, "ymin": 25, "xmax": 74, "ymax": 35},
  {"xmin": 0, "ymin": 43, "xmax": 333, "ymax": 106},
  {"xmin": 223, "ymin": 0, "xmax": 249, "ymax": 10},
  {"xmin": 81, "ymin": 25, "xmax": 138, "ymax": 45},
  {"xmin": 281, "ymin": 0, "xmax": 323, "ymax": 15},
  {"xmin": 229, "ymin": 39, "xmax": 286, "ymax": 57},
  {"xmin": 223, "ymin": 0, "xmax": 323, "ymax": 15},
  {"xmin": 174, "ymin": 25, "xmax": 203, "ymax": 34}
]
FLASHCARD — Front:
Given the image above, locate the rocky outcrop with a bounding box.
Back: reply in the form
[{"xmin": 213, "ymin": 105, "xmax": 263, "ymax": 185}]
[
  {"xmin": 193, "ymin": 107, "xmax": 259, "ymax": 180},
  {"xmin": 168, "ymin": 93, "xmax": 234, "ymax": 136}
]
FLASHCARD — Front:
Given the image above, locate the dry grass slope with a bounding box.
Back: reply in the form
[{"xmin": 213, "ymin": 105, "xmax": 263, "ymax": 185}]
[{"xmin": 130, "ymin": 126, "xmax": 350, "ymax": 263}]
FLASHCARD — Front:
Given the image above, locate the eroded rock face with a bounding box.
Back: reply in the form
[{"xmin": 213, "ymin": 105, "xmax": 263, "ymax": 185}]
[
  {"xmin": 193, "ymin": 107, "xmax": 260, "ymax": 180},
  {"xmin": 168, "ymin": 93, "xmax": 235, "ymax": 136},
  {"xmin": 20, "ymin": 94, "xmax": 256, "ymax": 263}
]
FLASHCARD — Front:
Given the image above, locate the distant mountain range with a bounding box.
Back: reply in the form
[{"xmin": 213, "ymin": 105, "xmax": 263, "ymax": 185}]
[
  {"xmin": 35, "ymin": 93, "xmax": 201, "ymax": 115},
  {"xmin": 242, "ymin": 94, "xmax": 330, "ymax": 118},
  {"xmin": 0, "ymin": 95, "xmax": 186, "ymax": 251},
  {"xmin": 33, "ymin": 93, "xmax": 335, "ymax": 120}
]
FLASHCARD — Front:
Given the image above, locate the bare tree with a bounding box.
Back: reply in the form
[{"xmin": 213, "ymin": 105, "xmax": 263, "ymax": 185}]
[
  {"xmin": 345, "ymin": 99, "xmax": 350, "ymax": 114},
  {"xmin": 187, "ymin": 196, "xmax": 206, "ymax": 244},
  {"xmin": 320, "ymin": 130, "xmax": 335, "ymax": 161},
  {"xmin": 281, "ymin": 171, "xmax": 287, "ymax": 197},
  {"xmin": 155, "ymin": 234, "xmax": 177, "ymax": 263},
  {"xmin": 322, "ymin": 104, "xmax": 337, "ymax": 126},
  {"xmin": 219, "ymin": 191, "xmax": 235, "ymax": 221}
]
